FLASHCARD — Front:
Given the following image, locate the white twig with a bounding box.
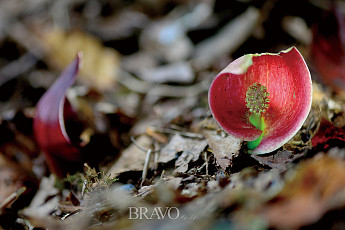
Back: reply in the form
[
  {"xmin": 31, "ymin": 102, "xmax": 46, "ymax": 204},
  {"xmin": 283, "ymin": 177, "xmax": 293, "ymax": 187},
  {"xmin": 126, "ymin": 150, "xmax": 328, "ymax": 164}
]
[
  {"xmin": 141, "ymin": 149, "xmax": 152, "ymax": 187},
  {"xmin": 0, "ymin": 187, "xmax": 26, "ymax": 214}
]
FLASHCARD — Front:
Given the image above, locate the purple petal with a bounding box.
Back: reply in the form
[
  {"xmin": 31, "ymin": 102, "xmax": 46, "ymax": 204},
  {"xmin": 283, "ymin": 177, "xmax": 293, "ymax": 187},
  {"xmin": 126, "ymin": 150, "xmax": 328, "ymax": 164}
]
[{"xmin": 33, "ymin": 54, "xmax": 82, "ymax": 176}]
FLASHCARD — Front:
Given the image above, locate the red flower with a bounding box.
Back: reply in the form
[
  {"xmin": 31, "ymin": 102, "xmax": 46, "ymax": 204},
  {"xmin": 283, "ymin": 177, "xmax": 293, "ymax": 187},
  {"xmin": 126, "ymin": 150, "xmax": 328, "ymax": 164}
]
[
  {"xmin": 209, "ymin": 47, "xmax": 312, "ymax": 154},
  {"xmin": 33, "ymin": 54, "xmax": 82, "ymax": 177}
]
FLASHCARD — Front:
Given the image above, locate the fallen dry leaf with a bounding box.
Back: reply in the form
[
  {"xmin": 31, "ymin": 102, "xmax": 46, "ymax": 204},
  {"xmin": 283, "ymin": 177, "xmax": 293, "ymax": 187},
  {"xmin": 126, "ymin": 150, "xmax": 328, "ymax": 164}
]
[
  {"xmin": 107, "ymin": 135, "xmax": 153, "ymax": 177},
  {"xmin": 42, "ymin": 29, "xmax": 120, "ymax": 91},
  {"xmin": 203, "ymin": 130, "xmax": 242, "ymax": 170},
  {"xmin": 174, "ymin": 138, "xmax": 207, "ymax": 173},
  {"xmin": 262, "ymin": 154, "xmax": 345, "ymax": 229},
  {"xmin": 158, "ymin": 134, "xmax": 207, "ymax": 165},
  {"xmin": 251, "ymin": 150, "xmax": 305, "ymax": 172}
]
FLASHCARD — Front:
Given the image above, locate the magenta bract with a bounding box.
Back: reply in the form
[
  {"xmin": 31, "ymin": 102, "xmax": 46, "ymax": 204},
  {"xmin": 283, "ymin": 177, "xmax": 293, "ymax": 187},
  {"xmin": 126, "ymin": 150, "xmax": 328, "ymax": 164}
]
[
  {"xmin": 208, "ymin": 47, "xmax": 312, "ymax": 154},
  {"xmin": 33, "ymin": 54, "xmax": 82, "ymax": 176}
]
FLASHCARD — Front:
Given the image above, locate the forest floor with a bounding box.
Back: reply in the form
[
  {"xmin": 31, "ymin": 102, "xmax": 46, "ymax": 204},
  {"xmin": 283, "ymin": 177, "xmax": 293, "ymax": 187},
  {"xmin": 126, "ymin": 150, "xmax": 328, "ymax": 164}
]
[{"xmin": 1, "ymin": 0, "xmax": 345, "ymax": 229}]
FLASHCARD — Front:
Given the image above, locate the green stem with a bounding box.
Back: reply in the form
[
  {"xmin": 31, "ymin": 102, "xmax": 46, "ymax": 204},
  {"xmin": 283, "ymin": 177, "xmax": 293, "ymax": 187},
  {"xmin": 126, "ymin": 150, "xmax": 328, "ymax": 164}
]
[{"xmin": 247, "ymin": 113, "xmax": 265, "ymax": 150}]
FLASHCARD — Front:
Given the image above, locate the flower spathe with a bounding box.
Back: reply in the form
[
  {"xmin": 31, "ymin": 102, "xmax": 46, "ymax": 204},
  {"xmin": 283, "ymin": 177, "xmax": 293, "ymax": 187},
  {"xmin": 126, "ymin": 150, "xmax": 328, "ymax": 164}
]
[
  {"xmin": 208, "ymin": 47, "xmax": 312, "ymax": 154},
  {"xmin": 33, "ymin": 54, "xmax": 82, "ymax": 176}
]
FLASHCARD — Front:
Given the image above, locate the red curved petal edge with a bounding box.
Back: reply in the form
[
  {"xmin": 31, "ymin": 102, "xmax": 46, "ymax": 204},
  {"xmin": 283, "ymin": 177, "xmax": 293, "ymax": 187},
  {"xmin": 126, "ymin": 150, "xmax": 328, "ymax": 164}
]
[
  {"xmin": 33, "ymin": 54, "xmax": 82, "ymax": 176},
  {"xmin": 209, "ymin": 47, "xmax": 312, "ymax": 154},
  {"xmin": 311, "ymin": 6, "xmax": 345, "ymax": 92}
]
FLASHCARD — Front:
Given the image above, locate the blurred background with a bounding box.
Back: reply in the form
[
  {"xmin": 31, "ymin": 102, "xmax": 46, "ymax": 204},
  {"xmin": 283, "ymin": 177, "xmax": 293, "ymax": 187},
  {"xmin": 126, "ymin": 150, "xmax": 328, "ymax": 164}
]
[{"xmin": 0, "ymin": 0, "xmax": 340, "ymax": 112}]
